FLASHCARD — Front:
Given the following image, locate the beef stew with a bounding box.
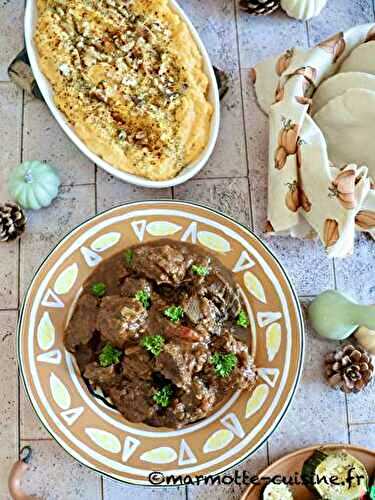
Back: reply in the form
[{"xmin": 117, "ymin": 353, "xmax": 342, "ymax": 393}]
[{"xmin": 64, "ymin": 239, "xmax": 257, "ymax": 429}]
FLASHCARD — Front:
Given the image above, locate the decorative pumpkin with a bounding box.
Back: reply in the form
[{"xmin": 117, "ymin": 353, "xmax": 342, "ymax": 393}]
[
  {"xmin": 280, "ymin": 0, "xmax": 328, "ymax": 21},
  {"xmin": 8, "ymin": 161, "xmax": 61, "ymax": 210},
  {"xmin": 355, "ymin": 326, "xmax": 375, "ymax": 356},
  {"xmin": 308, "ymin": 290, "xmax": 375, "ymax": 341}
]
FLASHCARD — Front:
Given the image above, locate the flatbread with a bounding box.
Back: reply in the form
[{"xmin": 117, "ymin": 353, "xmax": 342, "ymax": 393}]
[
  {"xmin": 314, "ymin": 88, "xmax": 375, "ymax": 177},
  {"xmin": 339, "ymin": 40, "xmax": 375, "ymax": 74},
  {"xmin": 311, "ymin": 72, "xmax": 375, "ymax": 116}
]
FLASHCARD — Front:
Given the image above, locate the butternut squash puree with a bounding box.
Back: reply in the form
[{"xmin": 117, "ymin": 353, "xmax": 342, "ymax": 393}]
[{"xmin": 35, "ymin": 0, "xmax": 212, "ymax": 180}]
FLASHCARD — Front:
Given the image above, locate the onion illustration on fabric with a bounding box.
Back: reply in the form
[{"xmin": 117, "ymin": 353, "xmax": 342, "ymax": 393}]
[
  {"xmin": 274, "ymin": 81, "xmax": 285, "ymax": 103},
  {"xmin": 317, "ymin": 32, "xmax": 346, "ymax": 63},
  {"xmin": 324, "ymin": 219, "xmax": 340, "ymax": 248},
  {"xmin": 285, "ymin": 180, "xmax": 311, "ymax": 213},
  {"xmin": 329, "ymin": 167, "xmax": 357, "ymax": 210},
  {"xmin": 275, "ymin": 118, "xmax": 299, "ymax": 169},
  {"xmin": 355, "ymin": 210, "xmax": 375, "ymax": 230},
  {"xmin": 285, "ymin": 181, "xmax": 300, "ymax": 212},
  {"xmin": 275, "ymin": 49, "xmax": 294, "ymax": 76}
]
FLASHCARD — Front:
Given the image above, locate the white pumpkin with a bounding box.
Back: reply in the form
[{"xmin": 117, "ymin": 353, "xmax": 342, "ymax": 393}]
[
  {"xmin": 281, "ymin": 0, "xmax": 328, "ymax": 21},
  {"xmin": 355, "ymin": 326, "xmax": 375, "ymax": 356}
]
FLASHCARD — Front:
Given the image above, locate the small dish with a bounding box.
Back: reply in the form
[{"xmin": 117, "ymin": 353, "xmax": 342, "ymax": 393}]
[
  {"xmin": 241, "ymin": 443, "xmax": 375, "ymax": 499},
  {"xmin": 18, "ymin": 201, "xmax": 304, "ymax": 485},
  {"xmin": 24, "ymin": 1, "xmax": 220, "ymax": 188}
]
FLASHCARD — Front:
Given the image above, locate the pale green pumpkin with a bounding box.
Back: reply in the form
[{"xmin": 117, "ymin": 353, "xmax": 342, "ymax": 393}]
[
  {"xmin": 281, "ymin": 0, "xmax": 327, "ymax": 20},
  {"xmin": 308, "ymin": 290, "xmax": 375, "ymax": 340},
  {"xmin": 8, "ymin": 161, "xmax": 61, "ymax": 210}
]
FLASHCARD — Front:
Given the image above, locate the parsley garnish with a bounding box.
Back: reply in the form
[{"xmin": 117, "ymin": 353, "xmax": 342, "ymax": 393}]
[
  {"xmin": 191, "ymin": 264, "xmax": 209, "ymax": 277},
  {"xmin": 98, "ymin": 344, "xmax": 122, "ymax": 367},
  {"xmin": 124, "ymin": 248, "xmax": 134, "ymax": 266},
  {"xmin": 209, "ymin": 352, "xmax": 238, "ymax": 378},
  {"xmin": 140, "ymin": 335, "xmax": 165, "ymax": 356},
  {"xmin": 236, "ymin": 310, "xmax": 250, "ymax": 328},
  {"xmin": 91, "ymin": 282, "xmax": 107, "ymax": 298},
  {"xmin": 164, "ymin": 305, "xmax": 184, "ymax": 323},
  {"xmin": 153, "ymin": 384, "xmax": 173, "ymax": 408},
  {"xmin": 135, "ymin": 290, "xmax": 151, "ymax": 309}
]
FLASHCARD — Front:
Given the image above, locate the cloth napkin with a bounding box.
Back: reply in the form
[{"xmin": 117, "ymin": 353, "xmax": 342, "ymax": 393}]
[{"xmin": 251, "ymin": 23, "xmax": 375, "ymax": 258}]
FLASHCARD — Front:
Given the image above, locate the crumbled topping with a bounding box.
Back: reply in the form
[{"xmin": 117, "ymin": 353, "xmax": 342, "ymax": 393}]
[
  {"xmin": 36, "ymin": 0, "xmax": 192, "ymax": 172},
  {"xmin": 58, "ymin": 63, "xmax": 71, "ymax": 76}
]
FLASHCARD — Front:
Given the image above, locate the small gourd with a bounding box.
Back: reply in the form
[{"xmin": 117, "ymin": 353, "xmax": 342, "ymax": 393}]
[
  {"xmin": 355, "ymin": 326, "xmax": 375, "ymax": 356},
  {"xmin": 8, "ymin": 161, "xmax": 61, "ymax": 210},
  {"xmin": 280, "ymin": 0, "xmax": 328, "ymax": 21},
  {"xmin": 308, "ymin": 290, "xmax": 375, "ymax": 340}
]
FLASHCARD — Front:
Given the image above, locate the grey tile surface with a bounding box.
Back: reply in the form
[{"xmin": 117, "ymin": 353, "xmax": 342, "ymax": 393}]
[
  {"xmin": 334, "ymin": 233, "xmax": 375, "ymax": 304},
  {"xmin": 236, "ymin": 9, "xmax": 308, "ymax": 69},
  {"xmin": 0, "ymin": 83, "xmax": 22, "ymax": 309},
  {"xmin": 268, "ymin": 321, "xmax": 349, "ymax": 462},
  {"xmin": 197, "ymin": 70, "xmax": 248, "ymax": 180},
  {"xmin": 350, "ymin": 423, "xmax": 375, "ymax": 448},
  {"xmin": 103, "ymin": 479, "xmax": 186, "ymax": 500},
  {"xmin": 308, "ymin": 0, "xmax": 375, "ymax": 45},
  {"xmin": 187, "ymin": 445, "xmax": 268, "ymax": 500},
  {"xmin": 181, "ymin": 0, "xmax": 238, "ymax": 69},
  {"xmin": 96, "ymin": 169, "xmax": 172, "ymax": 212},
  {"xmin": 23, "ymin": 96, "xmax": 95, "ymax": 186},
  {"xmin": 174, "ymin": 177, "xmax": 252, "ymax": 227},
  {"xmin": 0, "ymin": 0, "xmax": 23, "ymax": 81},
  {"xmin": 19, "ymin": 440, "xmax": 101, "ymax": 500},
  {"xmin": 0, "ymin": 1, "xmax": 374, "ymax": 499},
  {"xmin": 0, "ymin": 311, "xmax": 18, "ymax": 499}
]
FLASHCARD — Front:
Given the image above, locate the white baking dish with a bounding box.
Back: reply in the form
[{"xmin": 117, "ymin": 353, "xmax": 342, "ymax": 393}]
[{"xmin": 24, "ymin": 0, "xmax": 220, "ymax": 188}]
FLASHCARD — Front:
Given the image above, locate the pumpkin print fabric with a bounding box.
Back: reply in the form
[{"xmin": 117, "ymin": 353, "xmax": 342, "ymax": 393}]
[{"xmin": 251, "ymin": 23, "xmax": 375, "ymax": 257}]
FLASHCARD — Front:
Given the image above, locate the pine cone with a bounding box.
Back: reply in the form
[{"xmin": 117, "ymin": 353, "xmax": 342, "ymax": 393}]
[
  {"xmin": 239, "ymin": 0, "xmax": 280, "ymax": 16},
  {"xmin": 324, "ymin": 343, "xmax": 374, "ymax": 394},
  {"xmin": 0, "ymin": 202, "xmax": 27, "ymax": 242}
]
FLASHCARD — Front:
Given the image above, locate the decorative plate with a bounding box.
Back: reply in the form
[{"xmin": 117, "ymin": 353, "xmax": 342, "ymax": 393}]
[
  {"xmin": 18, "ymin": 201, "xmax": 304, "ymax": 485},
  {"xmin": 241, "ymin": 443, "xmax": 375, "ymax": 499}
]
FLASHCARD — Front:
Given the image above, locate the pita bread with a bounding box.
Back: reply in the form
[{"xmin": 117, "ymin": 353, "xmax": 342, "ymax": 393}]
[
  {"xmin": 314, "ymin": 88, "xmax": 375, "ymax": 177},
  {"xmin": 339, "ymin": 41, "xmax": 375, "ymax": 74},
  {"xmin": 311, "ymin": 71, "xmax": 375, "ymax": 116}
]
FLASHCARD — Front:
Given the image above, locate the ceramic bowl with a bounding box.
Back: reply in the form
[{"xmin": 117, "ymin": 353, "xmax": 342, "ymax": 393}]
[
  {"xmin": 242, "ymin": 443, "xmax": 375, "ymax": 499},
  {"xmin": 18, "ymin": 201, "xmax": 304, "ymax": 485},
  {"xmin": 24, "ymin": 1, "xmax": 220, "ymax": 188}
]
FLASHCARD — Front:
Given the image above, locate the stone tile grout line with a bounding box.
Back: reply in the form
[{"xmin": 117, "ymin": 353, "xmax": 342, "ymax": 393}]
[{"xmin": 233, "ymin": 0, "xmax": 255, "ymax": 231}]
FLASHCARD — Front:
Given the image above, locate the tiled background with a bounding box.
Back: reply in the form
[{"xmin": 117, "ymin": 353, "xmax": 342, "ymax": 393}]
[{"xmin": 0, "ymin": 0, "xmax": 375, "ymax": 498}]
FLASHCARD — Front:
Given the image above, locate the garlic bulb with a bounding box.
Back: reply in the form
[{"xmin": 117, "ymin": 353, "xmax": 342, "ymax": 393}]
[{"xmin": 280, "ymin": 0, "xmax": 328, "ymax": 21}]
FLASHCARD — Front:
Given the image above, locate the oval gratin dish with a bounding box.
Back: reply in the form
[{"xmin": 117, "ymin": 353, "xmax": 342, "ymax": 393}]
[{"xmin": 24, "ymin": 0, "xmax": 220, "ymax": 188}]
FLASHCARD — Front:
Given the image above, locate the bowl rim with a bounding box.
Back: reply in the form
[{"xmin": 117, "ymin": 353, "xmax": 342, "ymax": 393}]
[
  {"xmin": 17, "ymin": 199, "xmax": 305, "ymax": 486},
  {"xmin": 24, "ymin": 0, "xmax": 221, "ymax": 189}
]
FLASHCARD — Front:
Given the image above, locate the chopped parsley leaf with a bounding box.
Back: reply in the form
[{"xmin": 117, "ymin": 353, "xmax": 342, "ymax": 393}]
[
  {"xmin": 124, "ymin": 248, "xmax": 134, "ymax": 265},
  {"xmin": 91, "ymin": 282, "xmax": 107, "ymax": 298},
  {"xmin": 140, "ymin": 335, "xmax": 165, "ymax": 356},
  {"xmin": 191, "ymin": 264, "xmax": 209, "ymax": 277},
  {"xmin": 153, "ymin": 384, "xmax": 173, "ymax": 408},
  {"xmin": 98, "ymin": 344, "xmax": 122, "ymax": 367},
  {"xmin": 164, "ymin": 305, "xmax": 184, "ymax": 323},
  {"xmin": 135, "ymin": 289, "xmax": 151, "ymax": 309},
  {"xmin": 209, "ymin": 352, "xmax": 238, "ymax": 378},
  {"xmin": 236, "ymin": 310, "xmax": 250, "ymax": 328}
]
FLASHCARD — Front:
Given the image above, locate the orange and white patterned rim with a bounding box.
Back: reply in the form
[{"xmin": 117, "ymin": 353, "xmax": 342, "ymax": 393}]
[{"xmin": 18, "ymin": 201, "xmax": 304, "ymax": 485}]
